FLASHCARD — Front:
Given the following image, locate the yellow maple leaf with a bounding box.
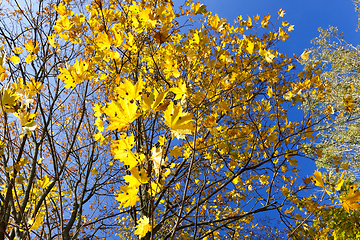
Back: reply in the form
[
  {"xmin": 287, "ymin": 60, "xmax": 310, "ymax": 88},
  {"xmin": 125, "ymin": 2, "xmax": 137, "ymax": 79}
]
[
  {"xmin": 261, "ymin": 14, "xmax": 271, "ymax": 28},
  {"xmin": 312, "ymin": 170, "xmax": 331, "ymax": 195},
  {"xmin": 13, "ymin": 46, "xmax": 23, "ymax": 54},
  {"xmin": 246, "ymin": 40, "xmax": 254, "ymax": 54},
  {"xmin": 10, "ymin": 55, "xmax": 20, "ymax": 64},
  {"xmin": 139, "ymin": 6, "xmax": 157, "ymax": 28},
  {"xmin": 164, "ymin": 102, "xmax": 194, "ymax": 139},
  {"xmin": 25, "ymin": 54, "xmax": 36, "ymax": 64},
  {"xmin": 170, "ymin": 81, "xmax": 187, "ymax": 101},
  {"xmin": 37, "ymin": 175, "xmax": 50, "ymax": 189},
  {"xmin": 143, "ymin": 90, "xmax": 167, "ymax": 112},
  {"xmin": 29, "ymin": 212, "xmax": 45, "ymax": 230},
  {"xmin": 134, "ymin": 216, "xmax": 151, "ymax": 238},
  {"xmin": 1, "ymin": 87, "xmax": 19, "ymax": 113},
  {"xmin": 96, "ymin": 32, "xmax": 112, "ymax": 50},
  {"xmin": 105, "ymin": 99, "xmax": 141, "ymax": 131},
  {"xmin": 209, "ymin": 14, "xmax": 226, "ymax": 32},
  {"xmin": 191, "ymin": 2, "xmax": 207, "ymax": 15},
  {"xmin": 116, "ymin": 79, "xmax": 143, "ymax": 101},
  {"xmin": 342, "ymin": 184, "xmax": 360, "ymax": 213},
  {"xmin": 58, "ymin": 59, "xmax": 89, "ymax": 88},
  {"xmin": 266, "ymin": 86, "xmax": 273, "ymax": 98},
  {"xmin": 278, "ymin": 8, "xmax": 286, "ymax": 17},
  {"xmin": 335, "ymin": 172, "xmax": 345, "ymax": 191},
  {"xmin": 259, "ymin": 175, "xmax": 270, "ymax": 185},
  {"xmin": 48, "ymin": 35, "xmax": 59, "ymax": 48},
  {"xmin": 300, "ymin": 50, "xmax": 310, "ymax": 61},
  {"xmin": 123, "ymin": 167, "xmax": 149, "ymax": 187},
  {"xmin": 24, "ymin": 39, "xmax": 39, "ymax": 54},
  {"xmin": 158, "ymin": 135, "xmax": 166, "ymax": 146},
  {"xmin": 115, "ymin": 185, "xmax": 139, "ymax": 208},
  {"xmin": 111, "ymin": 134, "xmax": 143, "ymax": 168}
]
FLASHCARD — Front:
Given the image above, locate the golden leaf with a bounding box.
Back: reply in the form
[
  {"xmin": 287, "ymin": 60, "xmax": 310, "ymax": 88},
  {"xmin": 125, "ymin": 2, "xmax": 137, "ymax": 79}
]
[
  {"xmin": 312, "ymin": 170, "xmax": 331, "ymax": 195},
  {"xmin": 10, "ymin": 55, "xmax": 20, "ymax": 64},
  {"xmin": 29, "ymin": 212, "xmax": 45, "ymax": 230},
  {"xmin": 134, "ymin": 216, "xmax": 151, "ymax": 238},
  {"xmin": 342, "ymin": 184, "xmax": 360, "ymax": 213},
  {"xmin": 115, "ymin": 186, "xmax": 139, "ymax": 208},
  {"xmin": 300, "ymin": 50, "xmax": 310, "ymax": 61},
  {"xmin": 164, "ymin": 102, "xmax": 194, "ymax": 138},
  {"xmin": 278, "ymin": 8, "xmax": 286, "ymax": 17}
]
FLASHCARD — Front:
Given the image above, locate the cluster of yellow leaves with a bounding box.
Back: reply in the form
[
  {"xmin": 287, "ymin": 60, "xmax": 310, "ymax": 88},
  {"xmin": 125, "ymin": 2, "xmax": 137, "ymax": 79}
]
[
  {"xmin": 58, "ymin": 59, "xmax": 89, "ymax": 89},
  {"xmin": 0, "ymin": 75, "xmax": 42, "ymax": 134},
  {"xmin": 52, "ymin": 0, "xmax": 322, "ymax": 237},
  {"xmin": 311, "ymin": 170, "xmax": 360, "ymax": 213},
  {"xmin": 91, "ymin": 76, "xmax": 194, "ymax": 236}
]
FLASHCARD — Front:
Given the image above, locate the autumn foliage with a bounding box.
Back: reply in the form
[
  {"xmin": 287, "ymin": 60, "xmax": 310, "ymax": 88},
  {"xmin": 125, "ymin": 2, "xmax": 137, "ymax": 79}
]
[{"xmin": 0, "ymin": 0, "xmax": 343, "ymax": 239}]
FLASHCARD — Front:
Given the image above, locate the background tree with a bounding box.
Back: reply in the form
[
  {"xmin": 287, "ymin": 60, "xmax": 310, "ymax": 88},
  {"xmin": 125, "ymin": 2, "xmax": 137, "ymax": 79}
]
[
  {"xmin": 0, "ymin": 0, "xmax": 325, "ymax": 239},
  {"xmin": 300, "ymin": 26, "xmax": 360, "ymax": 177},
  {"xmin": 295, "ymin": 1, "xmax": 360, "ymax": 238}
]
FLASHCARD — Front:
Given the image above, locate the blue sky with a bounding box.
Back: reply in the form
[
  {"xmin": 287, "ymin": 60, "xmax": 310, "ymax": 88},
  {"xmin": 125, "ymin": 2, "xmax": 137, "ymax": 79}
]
[{"xmin": 202, "ymin": 0, "xmax": 360, "ymax": 55}]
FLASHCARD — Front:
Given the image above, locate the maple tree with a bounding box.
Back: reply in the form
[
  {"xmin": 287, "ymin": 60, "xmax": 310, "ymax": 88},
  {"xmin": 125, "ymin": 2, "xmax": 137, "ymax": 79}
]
[{"xmin": 0, "ymin": 0, "xmax": 328, "ymax": 239}]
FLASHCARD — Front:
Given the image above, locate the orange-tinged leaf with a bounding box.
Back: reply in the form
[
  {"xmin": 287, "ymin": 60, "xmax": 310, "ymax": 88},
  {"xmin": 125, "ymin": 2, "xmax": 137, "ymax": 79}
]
[
  {"xmin": 303, "ymin": 177, "xmax": 312, "ymax": 184},
  {"xmin": 170, "ymin": 146, "xmax": 182, "ymax": 159},
  {"xmin": 154, "ymin": 31, "xmax": 168, "ymax": 44},
  {"xmin": 288, "ymin": 158, "xmax": 298, "ymax": 167},
  {"xmin": 278, "ymin": 8, "xmax": 286, "ymax": 17},
  {"xmin": 91, "ymin": 168, "xmax": 98, "ymax": 175},
  {"xmin": 24, "ymin": 40, "xmax": 39, "ymax": 54}
]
